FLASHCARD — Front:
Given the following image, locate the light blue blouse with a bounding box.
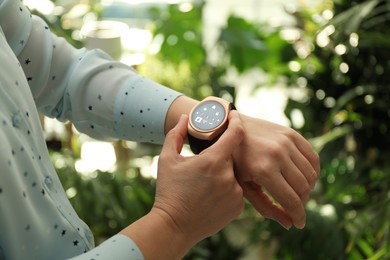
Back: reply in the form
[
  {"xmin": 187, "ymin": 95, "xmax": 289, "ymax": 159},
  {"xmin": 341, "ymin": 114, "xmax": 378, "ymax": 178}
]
[{"xmin": 0, "ymin": 0, "xmax": 181, "ymax": 259}]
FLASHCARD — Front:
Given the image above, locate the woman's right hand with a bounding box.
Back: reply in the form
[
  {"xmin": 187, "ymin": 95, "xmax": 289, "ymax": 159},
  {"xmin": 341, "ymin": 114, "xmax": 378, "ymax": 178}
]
[
  {"xmin": 154, "ymin": 111, "xmax": 245, "ymax": 244},
  {"xmin": 120, "ymin": 111, "xmax": 244, "ymax": 260}
]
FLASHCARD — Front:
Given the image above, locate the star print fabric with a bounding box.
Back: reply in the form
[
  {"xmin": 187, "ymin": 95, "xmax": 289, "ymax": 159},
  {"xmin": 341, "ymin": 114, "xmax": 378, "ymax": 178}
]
[
  {"xmin": 0, "ymin": 25, "xmax": 97, "ymax": 260},
  {"xmin": 0, "ymin": 0, "xmax": 181, "ymax": 259},
  {"xmin": 0, "ymin": 0, "xmax": 180, "ymax": 144}
]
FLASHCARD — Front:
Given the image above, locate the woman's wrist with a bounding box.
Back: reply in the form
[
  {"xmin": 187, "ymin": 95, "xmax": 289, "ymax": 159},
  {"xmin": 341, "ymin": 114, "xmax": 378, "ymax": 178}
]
[
  {"xmin": 164, "ymin": 95, "xmax": 199, "ymax": 135},
  {"xmin": 120, "ymin": 209, "xmax": 193, "ymax": 260}
]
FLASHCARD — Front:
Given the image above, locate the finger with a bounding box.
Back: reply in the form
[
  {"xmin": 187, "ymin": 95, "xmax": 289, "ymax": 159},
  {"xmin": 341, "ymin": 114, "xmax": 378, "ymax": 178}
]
[
  {"xmin": 290, "ymin": 151, "xmax": 318, "ymax": 189},
  {"xmin": 280, "ymin": 160, "xmax": 311, "ymax": 203},
  {"xmin": 206, "ymin": 111, "xmax": 244, "ymax": 157},
  {"xmin": 292, "ymin": 133, "xmax": 321, "ymax": 176},
  {"xmin": 258, "ymin": 171, "xmax": 306, "ymax": 229},
  {"xmin": 240, "ymin": 181, "xmax": 293, "ymax": 230},
  {"xmin": 161, "ymin": 114, "xmax": 188, "ymax": 157}
]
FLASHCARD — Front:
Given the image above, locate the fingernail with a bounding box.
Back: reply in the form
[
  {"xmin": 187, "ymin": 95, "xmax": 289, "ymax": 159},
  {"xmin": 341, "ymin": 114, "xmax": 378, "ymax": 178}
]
[
  {"xmin": 297, "ymin": 223, "xmax": 306, "ymax": 229},
  {"xmin": 282, "ymin": 223, "xmax": 292, "ymax": 231},
  {"xmin": 279, "ymin": 220, "xmax": 292, "ymax": 230},
  {"xmin": 178, "ymin": 114, "xmax": 187, "ymax": 123}
]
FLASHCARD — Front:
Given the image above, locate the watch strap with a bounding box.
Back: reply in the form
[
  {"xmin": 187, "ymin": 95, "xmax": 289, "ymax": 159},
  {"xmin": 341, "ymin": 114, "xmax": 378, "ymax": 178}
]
[{"xmin": 188, "ymin": 134, "xmax": 216, "ymax": 154}]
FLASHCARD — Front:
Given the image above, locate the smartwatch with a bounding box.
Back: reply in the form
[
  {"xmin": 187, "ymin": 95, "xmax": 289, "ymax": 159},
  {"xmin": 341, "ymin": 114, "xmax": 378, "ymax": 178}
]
[{"xmin": 187, "ymin": 96, "xmax": 236, "ymax": 154}]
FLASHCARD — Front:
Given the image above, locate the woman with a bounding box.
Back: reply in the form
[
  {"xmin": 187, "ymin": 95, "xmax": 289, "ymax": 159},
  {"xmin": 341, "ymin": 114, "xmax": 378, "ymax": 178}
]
[{"xmin": 0, "ymin": 0, "xmax": 319, "ymax": 259}]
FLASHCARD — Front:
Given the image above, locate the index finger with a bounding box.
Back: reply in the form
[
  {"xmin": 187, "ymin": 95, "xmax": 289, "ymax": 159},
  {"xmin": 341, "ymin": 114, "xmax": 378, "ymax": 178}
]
[{"xmin": 205, "ymin": 111, "xmax": 244, "ymax": 157}]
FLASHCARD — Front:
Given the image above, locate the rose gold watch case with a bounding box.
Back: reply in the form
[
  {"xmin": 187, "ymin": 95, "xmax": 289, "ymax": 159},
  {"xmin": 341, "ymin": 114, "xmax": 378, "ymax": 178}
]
[{"xmin": 188, "ymin": 96, "xmax": 232, "ymax": 140}]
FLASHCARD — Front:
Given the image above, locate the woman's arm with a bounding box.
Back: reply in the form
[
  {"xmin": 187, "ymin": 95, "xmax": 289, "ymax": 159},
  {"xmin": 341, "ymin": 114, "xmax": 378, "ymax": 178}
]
[{"xmin": 0, "ymin": 0, "xmax": 181, "ymax": 144}]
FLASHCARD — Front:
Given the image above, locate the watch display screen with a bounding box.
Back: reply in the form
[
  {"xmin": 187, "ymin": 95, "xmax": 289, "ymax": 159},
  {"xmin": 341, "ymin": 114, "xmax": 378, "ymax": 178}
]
[{"xmin": 191, "ymin": 101, "xmax": 226, "ymax": 131}]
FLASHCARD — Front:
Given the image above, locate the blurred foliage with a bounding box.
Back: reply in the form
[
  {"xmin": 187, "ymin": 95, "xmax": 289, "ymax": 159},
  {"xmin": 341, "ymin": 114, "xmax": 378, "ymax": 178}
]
[
  {"xmin": 140, "ymin": 0, "xmax": 236, "ymax": 101},
  {"xmin": 280, "ymin": 0, "xmax": 390, "ymax": 259},
  {"xmin": 35, "ymin": 0, "xmax": 390, "ymax": 259},
  {"xmin": 218, "ymin": 16, "xmax": 296, "ymax": 80}
]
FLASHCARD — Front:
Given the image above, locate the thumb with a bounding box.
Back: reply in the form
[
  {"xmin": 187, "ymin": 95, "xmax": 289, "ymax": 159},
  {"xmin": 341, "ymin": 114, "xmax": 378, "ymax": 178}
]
[
  {"xmin": 207, "ymin": 111, "xmax": 244, "ymax": 157},
  {"xmin": 161, "ymin": 114, "xmax": 189, "ymax": 157}
]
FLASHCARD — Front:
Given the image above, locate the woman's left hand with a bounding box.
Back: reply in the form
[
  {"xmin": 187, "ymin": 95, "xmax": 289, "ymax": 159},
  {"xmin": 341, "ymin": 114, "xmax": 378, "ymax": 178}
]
[{"xmin": 233, "ymin": 114, "xmax": 320, "ymax": 230}]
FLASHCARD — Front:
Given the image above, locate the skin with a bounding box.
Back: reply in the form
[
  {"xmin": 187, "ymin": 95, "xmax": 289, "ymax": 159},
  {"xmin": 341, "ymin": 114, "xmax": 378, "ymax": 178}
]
[
  {"xmin": 120, "ymin": 112, "xmax": 245, "ymax": 260},
  {"xmin": 164, "ymin": 96, "xmax": 320, "ymax": 230}
]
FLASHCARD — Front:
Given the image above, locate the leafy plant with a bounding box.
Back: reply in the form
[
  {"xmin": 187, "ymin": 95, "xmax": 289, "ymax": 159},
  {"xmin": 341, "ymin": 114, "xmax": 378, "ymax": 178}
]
[{"xmin": 279, "ymin": 0, "xmax": 390, "ymax": 259}]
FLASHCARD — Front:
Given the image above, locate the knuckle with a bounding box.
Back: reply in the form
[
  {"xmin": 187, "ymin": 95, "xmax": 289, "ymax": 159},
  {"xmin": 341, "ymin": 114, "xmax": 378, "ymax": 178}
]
[
  {"xmin": 234, "ymin": 183, "xmax": 244, "ymax": 198},
  {"xmin": 283, "ymin": 128, "xmax": 299, "ymax": 140},
  {"xmin": 259, "ymin": 159, "xmax": 274, "ymax": 172},
  {"xmin": 267, "ymin": 141, "xmax": 284, "ymax": 158},
  {"xmin": 250, "ymin": 162, "xmax": 274, "ymax": 184},
  {"xmin": 202, "ymin": 155, "xmax": 219, "ymax": 167},
  {"xmin": 280, "ymin": 133, "xmax": 294, "ymax": 148},
  {"xmin": 313, "ymin": 152, "xmax": 321, "ymax": 173},
  {"xmin": 234, "ymin": 123, "xmax": 245, "ymax": 140},
  {"xmin": 299, "ymin": 181, "xmax": 311, "ymax": 197},
  {"xmin": 267, "ymin": 136, "xmax": 292, "ymax": 158},
  {"xmin": 308, "ymin": 170, "xmax": 319, "ymax": 186},
  {"xmin": 313, "ymin": 151, "xmax": 320, "ymax": 163},
  {"xmin": 243, "ymin": 161, "xmax": 264, "ymax": 178},
  {"xmin": 218, "ymin": 174, "xmax": 230, "ymax": 187}
]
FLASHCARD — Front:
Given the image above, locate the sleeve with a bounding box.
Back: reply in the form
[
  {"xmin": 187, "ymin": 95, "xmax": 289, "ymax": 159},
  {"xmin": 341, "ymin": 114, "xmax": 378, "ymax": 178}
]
[
  {"xmin": 0, "ymin": 0, "xmax": 182, "ymax": 144},
  {"xmin": 0, "ymin": 4, "xmax": 145, "ymax": 258},
  {"xmin": 68, "ymin": 234, "xmax": 144, "ymax": 260}
]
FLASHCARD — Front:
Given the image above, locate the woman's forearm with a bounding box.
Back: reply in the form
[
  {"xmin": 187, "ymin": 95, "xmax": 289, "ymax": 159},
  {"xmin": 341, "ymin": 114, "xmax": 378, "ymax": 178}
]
[{"xmin": 164, "ymin": 95, "xmax": 199, "ymax": 135}]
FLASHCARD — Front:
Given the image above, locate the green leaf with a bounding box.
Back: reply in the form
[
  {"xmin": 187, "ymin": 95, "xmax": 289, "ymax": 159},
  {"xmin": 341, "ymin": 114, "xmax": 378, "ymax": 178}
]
[
  {"xmin": 218, "ymin": 15, "xmax": 293, "ymax": 75},
  {"xmin": 332, "ymin": 0, "xmax": 380, "ymax": 34},
  {"xmin": 357, "ymin": 239, "xmax": 374, "ymax": 257}
]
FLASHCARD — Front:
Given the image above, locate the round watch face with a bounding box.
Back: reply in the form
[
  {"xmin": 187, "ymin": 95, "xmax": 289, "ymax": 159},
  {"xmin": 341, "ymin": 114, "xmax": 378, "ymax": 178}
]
[{"xmin": 191, "ymin": 101, "xmax": 226, "ymax": 131}]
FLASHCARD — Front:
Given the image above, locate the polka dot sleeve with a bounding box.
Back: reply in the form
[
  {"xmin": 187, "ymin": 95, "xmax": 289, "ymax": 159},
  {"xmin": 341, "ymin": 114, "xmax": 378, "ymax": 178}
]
[
  {"xmin": 0, "ymin": 0, "xmax": 181, "ymax": 145},
  {"xmin": 68, "ymin": 235, "xmax": 144, "ymax": 260},
  {"xmin": 0, "ymin": 21, "xmax": 146, "ymax": 260}
]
